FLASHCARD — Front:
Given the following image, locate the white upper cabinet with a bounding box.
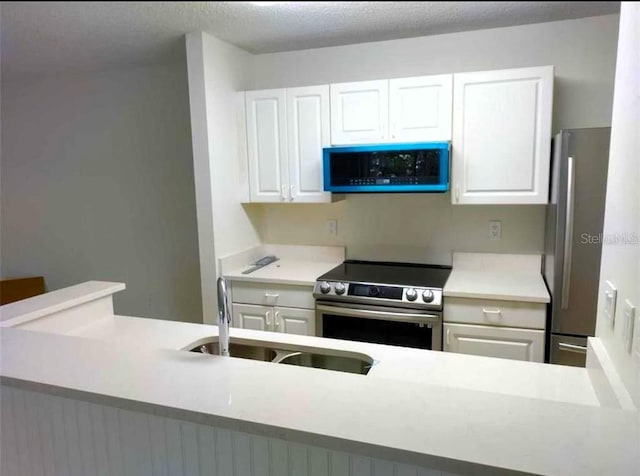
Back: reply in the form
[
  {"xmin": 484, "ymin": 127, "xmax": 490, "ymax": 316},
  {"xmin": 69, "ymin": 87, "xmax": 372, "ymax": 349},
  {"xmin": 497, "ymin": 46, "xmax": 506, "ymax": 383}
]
[
  {"xmin": 243, "ymin": 66, "xmax": 553, "ymax": 204},
  {"xmin": 246, "ymin": 89, "xmax": 289, "ymax": 202},
  {"xmin": 389, "ymin": 75, "xmax": 453, "ymax": 142},
  {"xmin": 286, "ymin": 86, "xmax": 331, "ymax": 203},
  {"xmin": 330, "ymin": 76, "xmax": 453, "ymax": 145},
  {"xmin": 330, "ymin": 80, "xmax": 389, "ymax": 145},
  {"xmin": 245, "ymin": 86, "xmax": 331, "ymax": 203},
  {"xmin": 451, "ymin": 66, "xmax": 554, "ymax": 204}
]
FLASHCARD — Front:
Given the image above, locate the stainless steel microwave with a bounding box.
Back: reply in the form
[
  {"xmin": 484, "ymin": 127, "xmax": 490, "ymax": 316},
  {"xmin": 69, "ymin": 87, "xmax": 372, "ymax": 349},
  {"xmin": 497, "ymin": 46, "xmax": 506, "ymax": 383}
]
[{"xmin": 322, "ymin": 142, "xmax": 450, "ymax": 193}]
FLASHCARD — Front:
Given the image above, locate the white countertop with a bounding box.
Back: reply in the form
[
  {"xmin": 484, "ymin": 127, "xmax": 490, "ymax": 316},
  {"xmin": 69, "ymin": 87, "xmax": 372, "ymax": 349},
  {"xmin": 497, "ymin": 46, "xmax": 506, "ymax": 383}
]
[
  {"xmin": 443, "ymin": 252, "xmax": 550, "ymax": 303},
  {"xmin": 220, "ymin": 244, "xmax": 344, "ymax": 286},
  {"xmin": 1, "ymin": 277, "xmax": 636, "ymax": 475},
  {"xmin": 68, "ymin": 314, "xmax": 598, "ymax": 406},
  {"xmin": 444, "ymin": 270, "xmax": 550, "ymax": 303},
  {"xmin": 0, "ymin": 281, "xmax": 125, "ymax": 326},
  {"xmin": 2, "ymin": 320, "xmax": 638, "ymax": 476},
  {"xmin": 224, "ymin": 259, "xmax": 341, "ymax": 286}
]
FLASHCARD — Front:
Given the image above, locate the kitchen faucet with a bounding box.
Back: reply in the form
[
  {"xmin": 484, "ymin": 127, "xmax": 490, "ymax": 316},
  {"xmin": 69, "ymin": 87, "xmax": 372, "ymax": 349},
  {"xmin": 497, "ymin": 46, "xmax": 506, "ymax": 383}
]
[{"xmin": 217, "ymin": 277, "xmax": 230, "ymax": 356}]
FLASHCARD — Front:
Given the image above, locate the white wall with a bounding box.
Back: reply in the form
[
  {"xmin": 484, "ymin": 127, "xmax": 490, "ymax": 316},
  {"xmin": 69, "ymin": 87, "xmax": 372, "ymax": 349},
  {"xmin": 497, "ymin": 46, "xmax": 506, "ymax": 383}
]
[
  {"xmin": 0, "ymin": 62, "xmax": 202, "ymax": 323},
  {"xmin": 258, "ymin": 197, "xmax": 545, "ymax": 264},
  {"xmin": 251, "ymin": 15, "xmax": 619, "ymax": 262},
  {"xmin": 595, "ymin": 4, "xmax": 640, "ymax": 405},
  {"xmin": 186, "ymin": 32, "xmax": 262, "ymax": 323}
]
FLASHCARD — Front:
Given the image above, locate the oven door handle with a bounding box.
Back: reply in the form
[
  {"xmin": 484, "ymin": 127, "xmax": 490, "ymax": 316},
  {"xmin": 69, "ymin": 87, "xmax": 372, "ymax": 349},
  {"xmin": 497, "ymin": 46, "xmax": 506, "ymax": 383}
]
[{"xmin": 316, "ymin": 304, "xmax": 440, "ymax": 324}]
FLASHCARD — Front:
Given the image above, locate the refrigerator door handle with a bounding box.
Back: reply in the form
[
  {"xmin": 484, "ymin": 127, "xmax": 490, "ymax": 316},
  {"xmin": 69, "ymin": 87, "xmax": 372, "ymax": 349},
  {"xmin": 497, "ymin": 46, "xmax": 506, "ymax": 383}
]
[
  {"xmin": 558, "ymin": 342, "xmax": 587, "ymax": 354},
  {"xmin": 561, "ymin": 156, "xmax": 576, "ymax": 310}
]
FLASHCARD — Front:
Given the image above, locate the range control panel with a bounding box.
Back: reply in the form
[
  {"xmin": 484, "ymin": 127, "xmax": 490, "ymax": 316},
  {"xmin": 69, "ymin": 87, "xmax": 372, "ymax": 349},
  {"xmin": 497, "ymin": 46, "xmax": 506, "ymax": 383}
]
[{"xmin": 313, "ymin": 281, "xmax": 443, "ymax": 309}]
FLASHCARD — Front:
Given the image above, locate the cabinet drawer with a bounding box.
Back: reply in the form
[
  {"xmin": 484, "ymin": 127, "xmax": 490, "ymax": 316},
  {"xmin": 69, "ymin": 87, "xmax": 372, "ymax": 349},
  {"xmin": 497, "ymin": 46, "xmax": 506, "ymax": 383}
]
[
  {"xmin": 443, "ymin": 322, "xmax": 544, "ymax": 362},
  {"xmin": 230, "ymin": 281, "xmax": 315, "ymax": 309},
  {"xmin": 444, "ymin": 297, "xmax": 545, "ymax": 329}
]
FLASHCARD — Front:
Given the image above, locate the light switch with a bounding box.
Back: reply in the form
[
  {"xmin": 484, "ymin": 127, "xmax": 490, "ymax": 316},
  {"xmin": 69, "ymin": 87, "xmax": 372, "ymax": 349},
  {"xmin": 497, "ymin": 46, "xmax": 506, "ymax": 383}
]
[
  {"xmin": 623, "ymin": 299, "xmax": 636, "ymax": 354},
  {"xmin": 604, "ymin": 281, "xmax": 617, "ymax": 329}
]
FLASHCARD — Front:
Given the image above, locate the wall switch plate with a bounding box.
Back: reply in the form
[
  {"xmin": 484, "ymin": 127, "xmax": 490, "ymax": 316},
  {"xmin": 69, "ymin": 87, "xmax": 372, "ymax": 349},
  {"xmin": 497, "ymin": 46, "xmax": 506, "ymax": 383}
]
[
  {"xmin": 327, "ymin": 219, "xmax": 338, "ymax": 237},
  {"xmin": 488, "ymin": 220, "xmax": 502, "ymax": 240},
  {"xmin": 604, "ymin": 280, "xmax": 617, "ymax": 328},
  {"xmin": 623, "ymin": 299, "xmax": 636, "ymax": 354}
]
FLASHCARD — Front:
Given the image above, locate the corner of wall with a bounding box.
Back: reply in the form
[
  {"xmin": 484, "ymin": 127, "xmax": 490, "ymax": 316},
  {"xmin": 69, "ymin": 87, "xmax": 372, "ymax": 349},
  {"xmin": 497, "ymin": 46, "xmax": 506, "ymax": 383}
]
[
  {"xmin": 594, "ymin": 3, "xmax": 640, "ymax": 406},
  {"xmin": 186, "ymin": 32, "xmax": 218, "ymax": 324}
]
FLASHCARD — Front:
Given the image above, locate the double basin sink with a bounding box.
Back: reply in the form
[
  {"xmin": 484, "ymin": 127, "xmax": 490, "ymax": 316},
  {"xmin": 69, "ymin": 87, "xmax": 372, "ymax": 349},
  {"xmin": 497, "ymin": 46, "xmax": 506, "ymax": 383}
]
[{"xmin": 189, "ymin": 338, "xmax": 374, "ymax": 376}]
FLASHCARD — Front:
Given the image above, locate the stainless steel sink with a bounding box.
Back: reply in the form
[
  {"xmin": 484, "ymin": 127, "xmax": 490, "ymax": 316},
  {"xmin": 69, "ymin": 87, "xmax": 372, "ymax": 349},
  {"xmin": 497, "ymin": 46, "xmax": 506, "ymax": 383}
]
[
  {"xmin": 193, "ymin": 342, "xmax": 275, "ymax": 362},
  {"xmin": 190, "ymin": 339, "xmax": 374, "ymax": 375},
  {"xmin": 273, "ymin": 351, "xmax": 372, "ymax": 375}
]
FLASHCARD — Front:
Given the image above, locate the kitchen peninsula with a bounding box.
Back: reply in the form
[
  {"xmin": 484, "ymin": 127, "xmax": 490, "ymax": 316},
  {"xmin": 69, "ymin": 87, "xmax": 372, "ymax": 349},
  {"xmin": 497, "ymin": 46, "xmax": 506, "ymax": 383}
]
[{"xmin": 1, "ymin": 282, "xmax": 637, "ymax": 476}]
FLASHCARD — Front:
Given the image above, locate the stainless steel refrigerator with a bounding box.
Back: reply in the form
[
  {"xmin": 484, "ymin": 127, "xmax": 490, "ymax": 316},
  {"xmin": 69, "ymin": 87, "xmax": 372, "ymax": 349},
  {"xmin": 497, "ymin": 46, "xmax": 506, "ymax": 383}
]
[{"xmin": 543, "ymin": 127, "xmax": 610, "ymax": 366}]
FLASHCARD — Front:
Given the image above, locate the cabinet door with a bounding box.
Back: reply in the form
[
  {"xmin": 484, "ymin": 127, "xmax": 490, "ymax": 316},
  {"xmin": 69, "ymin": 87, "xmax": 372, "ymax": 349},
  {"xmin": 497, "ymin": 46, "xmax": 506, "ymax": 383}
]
[
  {"xmin": 389, "ymin": 75, "xmax": 452, "ymax": 142},
  {"xmin": 245, "ymin": 89, "xmax": 289, "ymax": 202},
  {"xmin": 443, "ymin": 323, "xmax": 544, "ymax": 362},
  {"xmin": 274, "ymin": 307, "xmax": 316, "ymax": 336},
  {"xmin": 232, "ymin": 303, "xmax": 272, "ymax": 332},
  {"xmin": 286, "ymin": 86, "xmax": 331, "ymax": 203},
  {"xmin": 452, "ymin": 66, "xmax": 553, "ymax": 204},
  {"xmin": 330, "ymin": 80, "xmax": 388, "ymax": 145}
]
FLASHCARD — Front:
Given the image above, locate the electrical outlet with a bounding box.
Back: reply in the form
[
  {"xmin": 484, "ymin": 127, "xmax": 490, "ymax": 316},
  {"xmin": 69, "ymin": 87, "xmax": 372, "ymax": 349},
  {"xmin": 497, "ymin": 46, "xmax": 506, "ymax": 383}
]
[
  {"xmin": 488, "ymin": 220, "xmax": 502, "ymax": 240},
  {"xmin": 327, "ymin": 219, "xmax": 338, "ymax": 237},
  {"xmin": 623, "ymin": 300, "xmax": 636, "ymax": 354},
  {"xmin": 604, "ymin": 281, "xmax": 617, "ymax": 328}
]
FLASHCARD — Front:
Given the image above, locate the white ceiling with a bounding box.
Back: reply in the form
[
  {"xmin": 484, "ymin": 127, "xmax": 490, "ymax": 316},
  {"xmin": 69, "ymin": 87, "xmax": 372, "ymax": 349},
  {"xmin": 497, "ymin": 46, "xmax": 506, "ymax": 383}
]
[{"xmin": 1, "ymin": 1, "xmax": 620, "ymax": 79}]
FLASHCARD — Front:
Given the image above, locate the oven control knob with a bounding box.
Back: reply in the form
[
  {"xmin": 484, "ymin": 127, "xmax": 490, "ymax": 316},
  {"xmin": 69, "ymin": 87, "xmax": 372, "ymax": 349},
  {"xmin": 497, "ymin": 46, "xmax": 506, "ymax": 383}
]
[
  {"xmin": 319, "ymin": 281, "xmax": 331, "ymax": 294},
  {"xmin": 422, "ymin": 290, "xmax": 435, "ymax": 303},
  {"xmin": 369, "ymin": 286, "xmax": 380, "ymax": 297},
  {"xmin": 335, "ymin": 282, "xmax": 346, "ymax": 295},
  {"xmin": 406, "ymin": 288, "xmax": 418, "ymax": 301}
]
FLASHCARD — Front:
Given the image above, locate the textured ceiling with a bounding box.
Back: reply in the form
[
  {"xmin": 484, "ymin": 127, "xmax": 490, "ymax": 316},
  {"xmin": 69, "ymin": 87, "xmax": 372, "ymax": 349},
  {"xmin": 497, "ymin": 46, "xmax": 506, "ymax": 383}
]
[{"xmin": 1, "ymin": 1, "xmax": 620, "ymax": 79}]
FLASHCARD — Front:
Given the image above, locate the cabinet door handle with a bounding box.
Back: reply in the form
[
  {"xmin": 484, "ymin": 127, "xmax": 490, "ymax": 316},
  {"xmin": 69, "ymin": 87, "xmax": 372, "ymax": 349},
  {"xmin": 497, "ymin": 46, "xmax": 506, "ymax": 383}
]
[
  {"xmin": 446, "ymin": 328, "xmax": 451, "ymax": 346},
  {"xmin": 264, "ymin": 293, "xmax": 279, "ymax": 298},
  {"xmin": 274, "ymin": 311, "xmax": 281, "ymax": 329},
  {"xmin": 266, "ymin": 311, "xmax": 272, "ymax": 328},
  {"xmin": 280, "ymin": 185, "xmax": 287, "ymax": 201},
  {"xmin": 290, "ymin": 185, "xmax": 295, "ymax": 201},
  {"xmin": 482, "ymin": 308, "xmax": 501, "ymax": 315},
  {"xmin": 455, "ymin": 185, "xmax": 460, "ymax": 202}
]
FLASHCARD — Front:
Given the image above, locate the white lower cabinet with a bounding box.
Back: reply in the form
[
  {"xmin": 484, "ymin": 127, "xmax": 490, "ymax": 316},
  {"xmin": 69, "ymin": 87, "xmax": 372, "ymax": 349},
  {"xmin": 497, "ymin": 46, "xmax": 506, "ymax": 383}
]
[
  {"xmin": 231, "ymin": 303, "xmax": 316, "ymax": 336},
  {"xmin": 275, "ymin": 306, "xmax": 315, "ymax": 336},
  {"xmin": 443, "ymin": 322, "xmax": 544, "ymax": 362},
  {"xmin": 232, "ymin": 303, "xmax": 271, "ymax": 331},
  {"xmin": 444, "ymin": 296, "xmax": 546, "ymax": 362}
]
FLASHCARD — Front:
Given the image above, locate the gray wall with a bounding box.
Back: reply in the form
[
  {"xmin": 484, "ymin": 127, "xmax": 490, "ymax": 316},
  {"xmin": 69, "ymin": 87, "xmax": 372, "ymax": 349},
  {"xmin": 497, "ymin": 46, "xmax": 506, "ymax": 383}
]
[{"xmin": 1, "ymin": 61, "xmax": 202, "ymax": 322}]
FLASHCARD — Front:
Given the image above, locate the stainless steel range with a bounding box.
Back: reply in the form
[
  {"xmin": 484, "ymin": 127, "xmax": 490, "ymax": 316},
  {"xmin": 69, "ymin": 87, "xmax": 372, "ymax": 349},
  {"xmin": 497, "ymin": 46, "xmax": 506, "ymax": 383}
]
[{"xmin": 313, "ymin": 260, "xmax": 451, "ymax": 351}]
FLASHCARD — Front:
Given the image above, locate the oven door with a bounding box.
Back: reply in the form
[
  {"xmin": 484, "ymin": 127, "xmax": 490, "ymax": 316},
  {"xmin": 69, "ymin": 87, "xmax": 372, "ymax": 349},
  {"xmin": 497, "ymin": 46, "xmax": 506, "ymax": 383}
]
[{"xmin": 316, "ymin": 302, "xmax": 442, "ymax": 351}]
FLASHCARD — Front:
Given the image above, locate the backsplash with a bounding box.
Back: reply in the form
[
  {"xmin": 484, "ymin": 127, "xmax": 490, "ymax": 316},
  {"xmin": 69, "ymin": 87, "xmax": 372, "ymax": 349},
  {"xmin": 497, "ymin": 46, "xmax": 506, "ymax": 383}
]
[{"xmin": 257, "ymin": 194, "xmax": 545, "ymax": 265}]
